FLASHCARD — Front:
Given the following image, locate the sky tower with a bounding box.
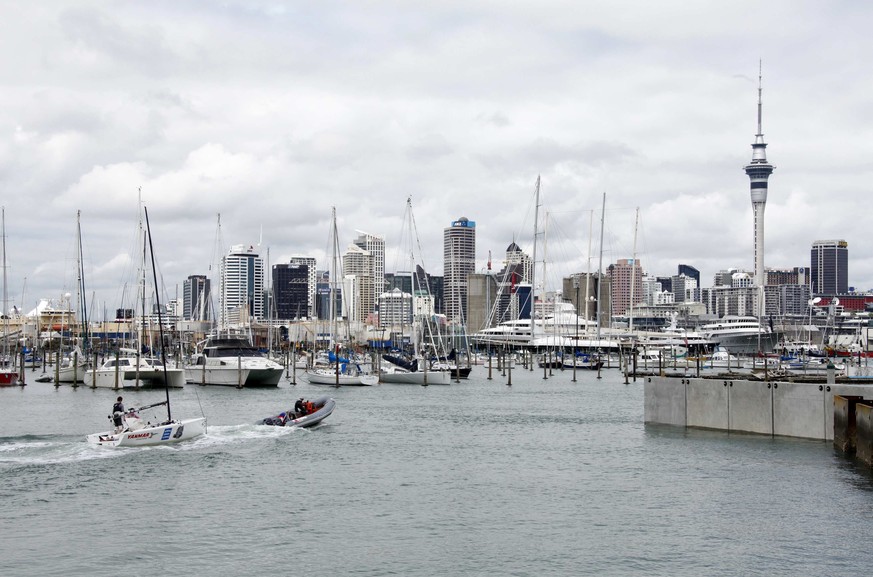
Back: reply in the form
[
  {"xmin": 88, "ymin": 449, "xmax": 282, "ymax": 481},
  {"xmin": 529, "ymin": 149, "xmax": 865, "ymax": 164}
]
[{"xmin": 744, "ymin": 63, "xmax": 775, "ymax": 292}]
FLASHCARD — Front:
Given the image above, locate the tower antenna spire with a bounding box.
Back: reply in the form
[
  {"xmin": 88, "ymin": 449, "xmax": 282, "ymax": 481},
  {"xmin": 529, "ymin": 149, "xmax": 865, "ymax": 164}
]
[{"xmin": 756, "ymin": 59, "xmax": 763, "ymax": 138}]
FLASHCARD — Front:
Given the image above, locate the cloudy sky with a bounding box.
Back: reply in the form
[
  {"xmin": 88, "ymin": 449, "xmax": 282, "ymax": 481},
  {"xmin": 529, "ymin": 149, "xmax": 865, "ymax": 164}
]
[{"xmin": 1, "ymin": 1, "xmax": 871, "ymax": 314}]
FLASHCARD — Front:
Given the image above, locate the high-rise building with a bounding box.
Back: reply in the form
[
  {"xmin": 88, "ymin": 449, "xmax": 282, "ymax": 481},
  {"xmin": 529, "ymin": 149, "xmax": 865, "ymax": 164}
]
[
  {"xmin": 219, "ymin": 244, "xmax": 264, "ymax": 327},
  {"xmin": 315, "ymin": 270, "xmax": 342, "ymax": 321},
  {"xmin": 289, "ymin": 255, "xmax": 317, "ymax": 318},
  {"xmin": 608, "ymin": 258, "xmax": 644, "ymax": 316},
  {"xmin": 677, "ymin": 264, "xmax": 700, "ymax": 288},
  {"xmin": 744, "ymin": 64, "xmax": 775, "ymax": 298},
  {"xmin": 811, "ymin": 240, "xmax": 848, "ymax": 294},
  {"xmin": 377, "ymin": 287, "xmax": 412, "ymax": 328},
  {"xmin": 353, "ymin": 231, "xmax": 385, "ymax": 300},
  {"xmin": 444, "ymin": 217, "xmax": 476, "ymax": 323},
  {"xmin": 342, "ymin": 244, "xmax": 374, "ymax": 324},
  {"xmin": 182, "ymin": 274, "xmax": 210, "ymax": 321},
  {"xmin": 273, "ymin": 263, "xmax": 310, "ymax": 320}
]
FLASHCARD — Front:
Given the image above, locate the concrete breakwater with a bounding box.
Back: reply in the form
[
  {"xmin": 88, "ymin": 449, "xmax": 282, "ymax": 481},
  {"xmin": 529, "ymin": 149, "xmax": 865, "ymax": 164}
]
[{"xmin": 644, "ymin": 374, "xmax": 873, "ymax": 441}]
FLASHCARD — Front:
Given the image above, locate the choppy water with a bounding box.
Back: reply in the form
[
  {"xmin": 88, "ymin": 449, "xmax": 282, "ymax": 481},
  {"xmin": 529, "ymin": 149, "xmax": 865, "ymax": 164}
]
[{"xmin": 2, "ymin": 366, "xmax": 873, "ymax": 576}]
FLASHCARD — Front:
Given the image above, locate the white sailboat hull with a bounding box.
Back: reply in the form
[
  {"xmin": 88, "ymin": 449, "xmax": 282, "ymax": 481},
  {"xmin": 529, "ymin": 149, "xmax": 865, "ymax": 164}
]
[
  {"xmin": 379, "ymin": 370, "xmax": 451, "ymax": 385},
  {"xmin": 55, "ymin": 363, "xmax": 88, "ymax": 384},
  {"xmin": 305, "ymin": 369, "xmax": 378, "ymax": 386},
  {"xmin": 87, "ymin": 417, "xmax": 206, "ymax": 447},
  {"xmin": 85, "ymin": 367, "xmax": 186, "ymax": 389}
]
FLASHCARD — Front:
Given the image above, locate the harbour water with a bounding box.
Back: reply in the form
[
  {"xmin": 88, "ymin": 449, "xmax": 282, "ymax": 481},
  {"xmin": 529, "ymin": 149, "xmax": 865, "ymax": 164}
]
[{"xmin": 3, "ymin": 367, "xmax": 873, "ymax": 576}]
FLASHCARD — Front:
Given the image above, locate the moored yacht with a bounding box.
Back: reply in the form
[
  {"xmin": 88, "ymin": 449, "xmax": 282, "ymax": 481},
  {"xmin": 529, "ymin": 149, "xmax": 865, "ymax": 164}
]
[
  {"xmin": 185, "ymin": 333, "xmax": 284, "ymax": 387},
  {"xmin": 697, "ymin": 316, "xmax": 780, "ymax": 354},
  {"xmin": 86, "ymin": 348, "xmax": 185, "ymax": 389}
]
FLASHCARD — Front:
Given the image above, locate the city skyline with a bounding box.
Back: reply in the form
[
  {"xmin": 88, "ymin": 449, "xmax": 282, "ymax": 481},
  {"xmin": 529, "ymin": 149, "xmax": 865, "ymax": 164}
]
[{"xmin": 3, "ymin": 3, "xmax": 873, "ymax": 313}]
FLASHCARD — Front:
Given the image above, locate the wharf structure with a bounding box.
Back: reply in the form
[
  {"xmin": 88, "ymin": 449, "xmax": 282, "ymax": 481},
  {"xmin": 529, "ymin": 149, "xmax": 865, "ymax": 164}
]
[{"xmin": 644, "ymin": 371, "xmax": 873, "ymax": 442}]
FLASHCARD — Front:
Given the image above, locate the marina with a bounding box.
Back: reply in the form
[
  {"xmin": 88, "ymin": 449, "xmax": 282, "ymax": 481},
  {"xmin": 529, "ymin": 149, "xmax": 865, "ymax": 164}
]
[{"xmin": 3, "ymin": 369, "xmax": 873, "ymax": 575}]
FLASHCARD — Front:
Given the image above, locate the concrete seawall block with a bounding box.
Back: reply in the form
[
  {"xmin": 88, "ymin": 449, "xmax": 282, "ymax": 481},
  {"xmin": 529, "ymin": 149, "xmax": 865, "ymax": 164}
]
[
  {"xmin": 856, "ymin": 402, "xmax": 873, "ymax": 466},
  {"xmin": 686, "ymin": 379, "xmax": 728, "ymax": 430},
  {"xmin": 773, "ymin": 382, "xmax": 827, "ymax": 440},
  {"xmin": 833, "ymin": 395, "xmax": 864, "ymax": 454},
  {"xmin": 729, "ymin": 380, "xmax": 773, "ymax": 435},
  {"xmin": 644, "ymin": 377, "xmax": 686, "ymax": 427}
]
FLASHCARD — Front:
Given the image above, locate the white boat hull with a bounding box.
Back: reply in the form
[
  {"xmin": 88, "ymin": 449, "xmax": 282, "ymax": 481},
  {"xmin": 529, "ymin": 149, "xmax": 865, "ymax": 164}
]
[
  {"xmin": 84, "ymin": 367, "xmax": 186, "ymax": 389},
  {"xmin": 55, "ymin": 363, "xmax": 88, "ymax": 384},
  {"xmin": 379, "ymin": 370, "xmax": 451, "ymax": 385},
  {"xmin": 183, "ymin": 365, "xmax": 283, "ymax": 386},
  {"xmin": 305, "ymin": 369, "xmax": 378, "ymax": 386},
  {"xmin": 87, "ymin": 417, "xmax": 206, "ymax": 447}
]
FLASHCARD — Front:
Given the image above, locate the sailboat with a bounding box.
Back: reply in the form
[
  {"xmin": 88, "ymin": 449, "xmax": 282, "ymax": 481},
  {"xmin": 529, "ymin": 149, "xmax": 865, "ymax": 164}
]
[
  {"xmin": 86, "ymin": 202, "xmax": 186, "ymax": 389},
  {"xmin": 87, "ymin": 206, "xmax": 205, "ymax": 447},
  {"xmin": 56, "ymin": 211, "xmax": 90, "ymax": 384},
  {"xmin": 0, "ymin": 208, "xmax": 19, "ymax": 386},
  {"xmin": 379, "ymin": 198, "xmax": 450, "ymax": 385},
  {"xmin": 304, "ymin": 207, "xmax": 377, "ymax": 386}
]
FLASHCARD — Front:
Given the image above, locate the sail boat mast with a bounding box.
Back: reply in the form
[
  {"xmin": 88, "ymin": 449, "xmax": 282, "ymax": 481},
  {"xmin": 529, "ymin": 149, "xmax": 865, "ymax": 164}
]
[
  {"xmin": 143, "ymin": 207, "xmax": 172, "ymax": 421},
  {"xmin": 530, "ymin": 176, "xmax": 540, "ymax": 342},
  {"xmin": 76, "ymin": 210, "xmax": 90, "ymax": 353},
  {"xmin": 629, "ymin": 207, "xmax": 639, "ymax": 333},
  {"xmin": 596, "ymin": 193, "xmax": 606, "ymax": 343}
]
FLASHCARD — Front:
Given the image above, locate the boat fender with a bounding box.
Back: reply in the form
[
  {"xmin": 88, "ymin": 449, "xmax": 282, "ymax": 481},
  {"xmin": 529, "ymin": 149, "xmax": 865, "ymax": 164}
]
[{"xmin": 173, "ymin": 425, "xmax": 184, "ymax": 439}]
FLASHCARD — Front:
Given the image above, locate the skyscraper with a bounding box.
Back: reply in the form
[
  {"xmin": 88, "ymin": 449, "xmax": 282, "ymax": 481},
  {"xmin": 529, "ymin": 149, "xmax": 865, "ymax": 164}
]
[
  {"xmin": 811, "ymin": 240, "xmax": 848, "ymax": 294},
  {"xmin": 182, "ymin": 274, "xmax": 210, "ymax": 321},
  {"xmin": 273, "ymin": 262, "xmax": 310, "ymax": 320},
  {"xmin": 219, "ymin": 244, "xmax": 264, "ymax": 327},
  {"xmin": 353, "ymin": 231, "xmax": 385, "ymax": 299},
  {"xmin": 289, "ymin": 255, "xmax": 317, "ymax": 318},
  {"xmin": 608, "ymin": 258, "xmax": 643, "ymax": 316},
  {"xmin": 744, "ymin": 64, "xmax": 775, "ymax": 294},
  {"xmin": 443, "ymin": 217, "xmax": 476, "ymax": 323},
  {"xmin": 342, "ymin": 243, "xmax": 374, "ymax": 323}
]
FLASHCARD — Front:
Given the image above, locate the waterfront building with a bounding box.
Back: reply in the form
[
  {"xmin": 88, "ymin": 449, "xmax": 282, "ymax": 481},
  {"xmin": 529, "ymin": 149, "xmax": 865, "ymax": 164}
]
[
  {"xmin": 342, "ymin": 244, "xmax": 375, "ymax": 324},
  {"xmin": 670, "ymin": 274, "xmax": 699, "ymax": 303},
  {"xmin": 766, "ymin": 267, "xmax": 807, "ymax": 287},
  {"xmin": 378, "ymin": 287, "xmax": 413, "ymax": 328},
  {"xmin": 744, "ymin": 65, "xmax": 775, "ymax": 304},
  {"xmin": 561, "ymin": 273, "xmax": 611, "ymax": 327},
  {"xmin": 656, "ymin": 276, "xmax": 673, "ymax": 294},
  {"xmin": 701, "ymin": 285, "xmax": 758, "ymax": 317},
  {"xmin": 466, "ymin": 273, "xmax": 500, "ymax": 332},
  {"xmin": 182, "ymin": 274, "xmax": 211, "ymax": 321},
  {"xmin": 385, "ymin": 271, "xmax": 413, "ymax": 295},
  {"xmin": 289, "ymin": 255, "xmax": 317, "ymax": 318},
  {"xmin": 608, "ymin": 258, "xmax": 644, "ymax": 317},
  {"xmin": 315, "ymin": 270, "xmax": 342, "ymax": 321},
  {"xmin": 811, "ymin": 240, "xmax": 848, "ymax": 295},
  {"xmin": 444, "ymin": 217, "xmax": 476, "ymax": 324},
  {"xmin": 641, "ymin": 276, "xmax": 662, "ymax": 306},
  {"xmin": 353, "ymin": 231, "xmax": 385, "ymax": 307},
  {"xmin": 219, "ymin": 244, "xmax": 264, "ymax": 327},
  {"xmin": 677, "ymin": 264, "xmax": 700, "ymax": 288},
  {"xmin": 272, "ymin": 262, "xmax": 310, "ymax": 320}
]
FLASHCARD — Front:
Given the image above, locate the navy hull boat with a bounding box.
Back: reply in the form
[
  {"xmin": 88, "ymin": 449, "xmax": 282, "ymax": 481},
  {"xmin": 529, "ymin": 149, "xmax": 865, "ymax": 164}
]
[{"xmin": 259, "ymin": 396, "xmax": 335, "ymax": 428}]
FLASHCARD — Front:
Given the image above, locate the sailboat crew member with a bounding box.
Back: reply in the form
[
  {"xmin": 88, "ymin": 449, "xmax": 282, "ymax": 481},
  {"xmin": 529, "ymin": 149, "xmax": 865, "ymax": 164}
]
[{"xmin": 112, "ymin": 397, "xmax": 125, "ymax": 433}]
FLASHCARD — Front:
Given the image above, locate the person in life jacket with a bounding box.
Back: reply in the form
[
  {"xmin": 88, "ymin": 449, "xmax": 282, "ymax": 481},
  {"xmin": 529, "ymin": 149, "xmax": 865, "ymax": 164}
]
[
  {"xmin": 294, "ymin": 397, "xmax": 305, "ymax": 416},
  {"xmin": 112, "ymin": 396, "xmax": 124, "ymax": 433}
]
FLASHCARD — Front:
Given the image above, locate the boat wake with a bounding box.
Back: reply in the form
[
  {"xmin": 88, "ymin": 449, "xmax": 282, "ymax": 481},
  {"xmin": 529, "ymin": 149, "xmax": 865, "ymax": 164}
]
[
  {"xmin": 193, "ymin": 423, "xmax": 312, "ymax": 446},
  {"xmin": 0, "ymin": 422, "xmax": 318, "ymax": 465},
  {"xmin": 0, "ymin": 434, "xmax": 125, "ymax": 465}
]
